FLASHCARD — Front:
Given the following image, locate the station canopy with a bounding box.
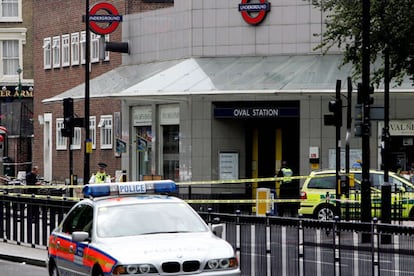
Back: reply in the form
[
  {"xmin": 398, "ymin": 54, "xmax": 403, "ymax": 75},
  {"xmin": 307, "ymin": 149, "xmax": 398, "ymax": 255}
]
[{"xmin": 43, "ymin": 54, "xmax": 414, "ymax": 103}]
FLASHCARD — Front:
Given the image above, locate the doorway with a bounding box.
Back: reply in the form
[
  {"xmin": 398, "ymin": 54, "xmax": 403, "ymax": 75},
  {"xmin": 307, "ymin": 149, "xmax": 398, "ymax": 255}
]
[{"xmin": 246, "ymin": 117, "xmax": 300, "ymax": 196}]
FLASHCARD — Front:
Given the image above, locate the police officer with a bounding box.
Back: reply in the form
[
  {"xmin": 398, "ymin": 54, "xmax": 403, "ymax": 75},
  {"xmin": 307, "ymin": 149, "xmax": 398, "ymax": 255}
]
[
  {"xmin": 26, "ymin": 166, "xmax": 41, "ymax": 194},
  {"xmin": 277, "ymin": 161, "xmax": 294, "ymax": 216},
  {"xmin": 89, "ymin": 162, "xmax": 111, "ymax": 184}
]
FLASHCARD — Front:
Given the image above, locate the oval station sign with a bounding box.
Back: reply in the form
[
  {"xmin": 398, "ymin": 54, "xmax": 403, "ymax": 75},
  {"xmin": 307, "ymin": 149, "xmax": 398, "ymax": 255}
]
[{"xmin": 89, "ymin": 2, "xmax": 123, "ymax": 35}]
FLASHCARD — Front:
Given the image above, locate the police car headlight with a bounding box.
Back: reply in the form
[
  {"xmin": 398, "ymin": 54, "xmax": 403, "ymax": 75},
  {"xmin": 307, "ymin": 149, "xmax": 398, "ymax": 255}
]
[
  {"xmin": 113, "ymin": 263, "xmax": 157, "ymax": 274},
  {"xmin": 206, "ymin": 259, "xmax": 219, "ymax": 269},
  {"xmin": 204, "ymin": 257, "xmax": 238, "ymax": 271},
  {"xmin": 138, "ymin": 264, "xmax": 151, "ymax": 273},
  {"xmin": 220, "ymin": 258, "xmax": 230, "ymax": 268},
  {"xmin": 126, "ymin": 265, "xmax": 138, "ymax": 274}
]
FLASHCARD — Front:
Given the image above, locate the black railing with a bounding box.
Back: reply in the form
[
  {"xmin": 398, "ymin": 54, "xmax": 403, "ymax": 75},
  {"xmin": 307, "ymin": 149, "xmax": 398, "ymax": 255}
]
[
  {"xmin": 1, "ymin": 194, "xmax": 414, "ymax": 275},
  {"xmin": 0, "ymin": 194, "xmax": 75, "ymax": 247},
  {"xmin": 199, "ymin": 211, "xmax": 414, "ymax": 276}
]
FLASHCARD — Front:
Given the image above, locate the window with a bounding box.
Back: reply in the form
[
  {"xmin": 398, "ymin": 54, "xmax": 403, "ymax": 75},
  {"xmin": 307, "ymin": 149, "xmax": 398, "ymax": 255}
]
[
  {"xmin": 71, "ymin": 127, "xmax": 81, "ymax": 150},
  {"xmin": 80, "ymin": 31, "xmax": 86, "ymax": 64},
  {"xmin": 307, "ymin": 176, "xmax": 336, "ymax": 189},
  {"xmin": 61, "ymin": 204, "xmax": 93, "ymax": 234},
  {"xmin": 0, "ymin": 0, "xmax": 21, "ymax": 21},
  {"xmin": 52, "ymin": 36, "xmax": 60, "ymax": 68},
  {"xmin": 99, "ymin": 115, "xmax": 113, "ymax": 149},
  {"xmin": 104, "ymin": 35, "xmax": 110, "ymax": 61},
  {"xmin": 61, "ymin": 34, "xmax": 70, "ymax": 67},
  {"xmin": 56, "ymin": 119, "xmax": 67, "ymax": 150},
  {"xmin": 2, "ymin": 40, "xmax": 19, "ymax": 76},
  {"xmin": 91, "ymin": 33, "xmax": 99, "ymax": 63},
  {"xmin": 162, "ymin": 125, "xmax": 179, "ymax": 181},
  {"xmin": 43, "ymin": 37, "xmax": 51, "ymax": 69},
  {"xmin": 71, "ymin": 32, "xmax": 79, "ymax": 66},
  {"xmin": 90, "ymin": 116, "xmax": 96, "ymax": 150},
  {"xmin": 137, "ymin": 126, "xmax": 152, "ymax": 177}
]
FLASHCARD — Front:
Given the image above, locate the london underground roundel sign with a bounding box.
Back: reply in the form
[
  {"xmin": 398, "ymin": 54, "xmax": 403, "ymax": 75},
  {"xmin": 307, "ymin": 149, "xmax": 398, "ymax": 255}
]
[
  {"xmin": 238, "ymin": 0, "xmax": 271, "ymax": 25},
  {"xmin": 89, "ymin": 2, "xmax": 123, "ymax": 35}
]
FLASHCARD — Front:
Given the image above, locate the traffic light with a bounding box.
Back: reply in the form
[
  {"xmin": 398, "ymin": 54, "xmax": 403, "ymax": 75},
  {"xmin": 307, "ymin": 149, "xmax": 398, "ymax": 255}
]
[
  {"xmin": 357, "ymin": 82, "xmax": 374, "ymax": 105},
  {"xmin": 61, "ymin": 119, "xmax": 73, "ymax": 137},
  {"xmin": 329, "ymin": 99, "xmax": 342, "ymax": 127},
  {"xmin": 63, "ymin": 98, "xmax": 74, "ymax": 119},
  {"xmin": 354, "ymin": 104, "xmax": 363, "ymax": 137},
  {"xmin": 62, "ymin": 98, "xmax": 74, "ymax": 137},
  {"xmin": 324, "ymin": 99, "xmax": 342, "ymax": 127}
]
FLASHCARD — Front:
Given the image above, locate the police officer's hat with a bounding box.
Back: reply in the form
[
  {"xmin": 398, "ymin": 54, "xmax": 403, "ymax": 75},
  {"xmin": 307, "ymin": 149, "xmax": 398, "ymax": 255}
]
[{"xmin": 98, "ymin": 162, "xmax": 107, "ymax": 169}]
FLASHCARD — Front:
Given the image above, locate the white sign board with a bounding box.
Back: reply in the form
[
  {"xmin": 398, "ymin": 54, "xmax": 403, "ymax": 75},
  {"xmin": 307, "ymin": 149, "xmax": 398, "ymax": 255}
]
[{"xmin": 219, "ymin": 152, "xmax": 239, "ymax": 180}]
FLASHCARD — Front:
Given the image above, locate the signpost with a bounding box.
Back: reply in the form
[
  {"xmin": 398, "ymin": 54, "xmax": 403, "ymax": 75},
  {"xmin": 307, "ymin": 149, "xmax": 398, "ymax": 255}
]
[{"xmin": 83, "ymin": 2, "xmax": 123, "ymax": 182}]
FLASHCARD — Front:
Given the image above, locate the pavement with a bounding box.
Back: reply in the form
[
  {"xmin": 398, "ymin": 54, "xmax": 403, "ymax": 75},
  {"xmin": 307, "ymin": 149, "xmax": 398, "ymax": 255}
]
[{"xmin": 0, "ymin": 241, "xmax": 47, "ymax": 267}]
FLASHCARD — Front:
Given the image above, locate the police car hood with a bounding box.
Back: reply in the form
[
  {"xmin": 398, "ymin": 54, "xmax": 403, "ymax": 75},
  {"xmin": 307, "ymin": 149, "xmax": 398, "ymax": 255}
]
[{"xmin": 97, "ymin": 231, "xmax": 234, "ymax": 263}]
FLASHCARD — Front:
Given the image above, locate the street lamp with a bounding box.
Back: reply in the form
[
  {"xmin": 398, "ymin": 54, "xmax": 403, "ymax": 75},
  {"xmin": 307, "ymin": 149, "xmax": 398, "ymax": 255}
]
[{"xmin": 16, "ymin": 68, "xmax": 22, "ymax": 99}]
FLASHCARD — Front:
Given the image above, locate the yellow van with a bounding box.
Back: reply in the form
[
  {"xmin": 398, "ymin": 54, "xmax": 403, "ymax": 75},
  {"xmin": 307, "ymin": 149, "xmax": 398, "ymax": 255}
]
[{"xmin": 299, "ymin": 169, "xmax": 414, "ymax": 220}]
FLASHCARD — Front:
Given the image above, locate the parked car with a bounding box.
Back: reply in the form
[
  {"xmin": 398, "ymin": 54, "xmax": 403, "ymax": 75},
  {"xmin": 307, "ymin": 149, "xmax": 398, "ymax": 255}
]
[
  {"xmin": 299, "ymin": 169, "xmax": 414, "ymax": 220},
  {"xmin": 47, "ymin": 180, "xmax": 240, "ymax": 276}
]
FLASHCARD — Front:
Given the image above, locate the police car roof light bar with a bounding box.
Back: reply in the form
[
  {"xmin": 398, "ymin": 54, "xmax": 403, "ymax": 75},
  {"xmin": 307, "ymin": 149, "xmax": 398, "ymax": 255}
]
[{"xmin": 83, "ymin": 180, "xmax": 177, "ymax": 198}]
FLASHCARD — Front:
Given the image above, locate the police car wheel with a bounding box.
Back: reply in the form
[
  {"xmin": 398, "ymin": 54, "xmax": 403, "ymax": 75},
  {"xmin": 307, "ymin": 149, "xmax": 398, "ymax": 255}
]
[
  {"xmin": 314, "ymin": 204, "xmax": 335, "ymax": 221},
  {"xmin": 409, "ymin": 208, "xmax": 414, "ymax": 220}
]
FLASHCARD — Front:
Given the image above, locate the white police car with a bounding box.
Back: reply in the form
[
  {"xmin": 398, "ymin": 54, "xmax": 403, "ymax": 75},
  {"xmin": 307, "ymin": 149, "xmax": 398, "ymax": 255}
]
[{"xmin": 47, "ymin": 180, "xmax": 240, "ymax": 276}]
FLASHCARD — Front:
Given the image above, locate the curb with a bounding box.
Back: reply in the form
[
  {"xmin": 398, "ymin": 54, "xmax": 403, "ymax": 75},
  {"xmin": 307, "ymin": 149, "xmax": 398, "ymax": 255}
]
[{"xmin": 0, "ymin": 253, "xmax": 46, "ymax": 267}]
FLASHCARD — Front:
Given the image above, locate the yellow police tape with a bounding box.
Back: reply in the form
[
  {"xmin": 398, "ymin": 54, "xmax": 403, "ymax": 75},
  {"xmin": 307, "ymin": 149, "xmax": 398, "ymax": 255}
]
[{"xmin": 0, "ymin": 173, "xmax": 343, "ymax": 202}]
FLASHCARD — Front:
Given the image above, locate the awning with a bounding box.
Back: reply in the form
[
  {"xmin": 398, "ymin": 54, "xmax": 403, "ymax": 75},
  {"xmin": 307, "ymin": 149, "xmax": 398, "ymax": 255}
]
[{"xmin": 43, "ymin": 54, "xmax": 414, "ymax": 103}]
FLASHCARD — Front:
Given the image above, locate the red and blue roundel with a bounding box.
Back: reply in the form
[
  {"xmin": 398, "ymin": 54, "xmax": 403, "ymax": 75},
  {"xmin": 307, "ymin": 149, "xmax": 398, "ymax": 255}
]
[{"xmin": 238, "ymin": 0, "xmax": 271, "ymax": 25}]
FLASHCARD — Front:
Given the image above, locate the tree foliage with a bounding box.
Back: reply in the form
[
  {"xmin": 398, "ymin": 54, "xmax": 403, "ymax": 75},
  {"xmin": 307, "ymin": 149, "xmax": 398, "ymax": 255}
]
[{"xmin": 308, "ymin": 0, "xmax": 414, "ymax": 87}]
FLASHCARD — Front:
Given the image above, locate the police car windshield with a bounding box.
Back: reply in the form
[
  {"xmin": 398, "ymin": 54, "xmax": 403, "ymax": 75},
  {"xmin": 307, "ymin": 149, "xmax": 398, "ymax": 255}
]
[{"xmin": 96, "ymin": 202, "xmax": 209, "ymax": 238}]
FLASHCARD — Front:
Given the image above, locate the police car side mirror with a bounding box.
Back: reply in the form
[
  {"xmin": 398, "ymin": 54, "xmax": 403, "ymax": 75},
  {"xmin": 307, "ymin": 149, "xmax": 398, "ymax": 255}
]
[
  {"xmin": 212, "ymin": 217, "xmax": 220, "ymax": 224},
  {"xmin": 212, "ymin": 224, "xmax": 224, "ymax": 238},
  {"xmin": 72, "ymin": 231, "xmax": 90, "ymax": 242}
]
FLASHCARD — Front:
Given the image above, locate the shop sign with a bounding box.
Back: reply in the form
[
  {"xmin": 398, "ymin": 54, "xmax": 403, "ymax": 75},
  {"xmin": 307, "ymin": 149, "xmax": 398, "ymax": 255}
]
[
  {"xmin": 214, "ymin": 107, "xmax": 299, "ymax": 118},
  {"xmin": 160, "ymin": 105, "xmax": 179, "ymax": 125},
  {"xmin": 0, "ymin": 86, "xmax": 33, "ymax": 98},
  {"xmin": 238, "ymin": 0, "xmax": 271, "ymax": 25},
  {"xmin": 89, "ymin": 2, "xmax": 123, "ymax": 35},
  {"xmin": 380, "ymin": 120, "xmax": 414, "ymax": 136},
  {"xmin": 133, "ymin": 106, "xmax": 152, "ymax": 126}
]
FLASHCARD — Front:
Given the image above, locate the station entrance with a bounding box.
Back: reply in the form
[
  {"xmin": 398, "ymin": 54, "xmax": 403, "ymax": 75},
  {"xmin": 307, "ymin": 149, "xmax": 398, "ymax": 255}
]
[
  {"xmin": 213, "ymin": 101, "xmax": 300, "ymax": 214},
  {"xmin": 245, "ymin": 116, "xmax": 300, "ymax": 199}
]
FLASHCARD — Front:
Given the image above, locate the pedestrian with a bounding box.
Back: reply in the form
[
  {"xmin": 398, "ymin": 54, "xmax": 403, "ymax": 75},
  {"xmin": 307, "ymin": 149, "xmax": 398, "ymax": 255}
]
[
  {"xmin": 89, "ymin": 162, "xmax": 111, "ymax": 184},
  {"xmin": 277, "ymin": 161, "xmax": 295, "ymax": 216},
  {"xmin": 352, "ymin": 160, "xmax": 362, "ymax": 169},
  {"xmin": 26, "ymin": 166, "xmax": 41, "ymax": 194}
]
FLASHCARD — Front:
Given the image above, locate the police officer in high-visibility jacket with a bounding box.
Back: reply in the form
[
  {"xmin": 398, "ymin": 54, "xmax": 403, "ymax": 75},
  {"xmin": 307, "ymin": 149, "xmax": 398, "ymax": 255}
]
[
  {"xmin": 89, "ymin": 162, "xmax": 111, "ymax": 184},
  {"xmin": 277, "ymin": 161, "xmax": 294, "ymax": 216}
]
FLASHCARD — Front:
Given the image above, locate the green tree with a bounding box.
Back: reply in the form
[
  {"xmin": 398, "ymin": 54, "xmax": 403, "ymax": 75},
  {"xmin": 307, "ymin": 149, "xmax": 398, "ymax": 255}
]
[{"xmin": 308, "ymin": 0, "xmax": 414, "ymax": 86}]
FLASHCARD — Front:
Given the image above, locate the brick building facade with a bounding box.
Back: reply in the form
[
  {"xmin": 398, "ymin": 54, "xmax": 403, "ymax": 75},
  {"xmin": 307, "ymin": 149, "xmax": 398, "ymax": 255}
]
[
  {"xmin": 33, "ymin": 0, "xmax": 171, "ymax": 183},
  {"xmin": 0, "ymin": 0, "xmax": 34, "ymax": 176}
]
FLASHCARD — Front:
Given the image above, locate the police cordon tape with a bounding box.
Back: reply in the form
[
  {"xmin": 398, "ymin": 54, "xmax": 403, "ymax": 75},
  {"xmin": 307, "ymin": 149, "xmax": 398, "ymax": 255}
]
[
  {"xmin": 0, "ymin": 190, "xmax": 303, "ymax": 203},
  {"xmin": 0, "ymin": 173, "xmax": 352, "ymax": 202},
  {"xmin": 0, "ymin": 189, "xmax": 369, "ymax": 205},
  {"xmin": 0, "ymin": 173, "xmax": 337, "ymax": 189}
]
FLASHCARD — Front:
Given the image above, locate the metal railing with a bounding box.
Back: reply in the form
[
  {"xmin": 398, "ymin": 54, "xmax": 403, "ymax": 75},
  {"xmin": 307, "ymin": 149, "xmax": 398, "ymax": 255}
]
[{"xmin": 1, "ymin": 194, "xmax": 414, "ymax": 275}]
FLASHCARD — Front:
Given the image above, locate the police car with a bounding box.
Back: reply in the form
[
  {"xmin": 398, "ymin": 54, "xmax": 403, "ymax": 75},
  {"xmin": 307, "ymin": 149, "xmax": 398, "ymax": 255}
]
[{"xmin": 47, "ymin": 180, "xmax": 240, "ymax": 276}]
